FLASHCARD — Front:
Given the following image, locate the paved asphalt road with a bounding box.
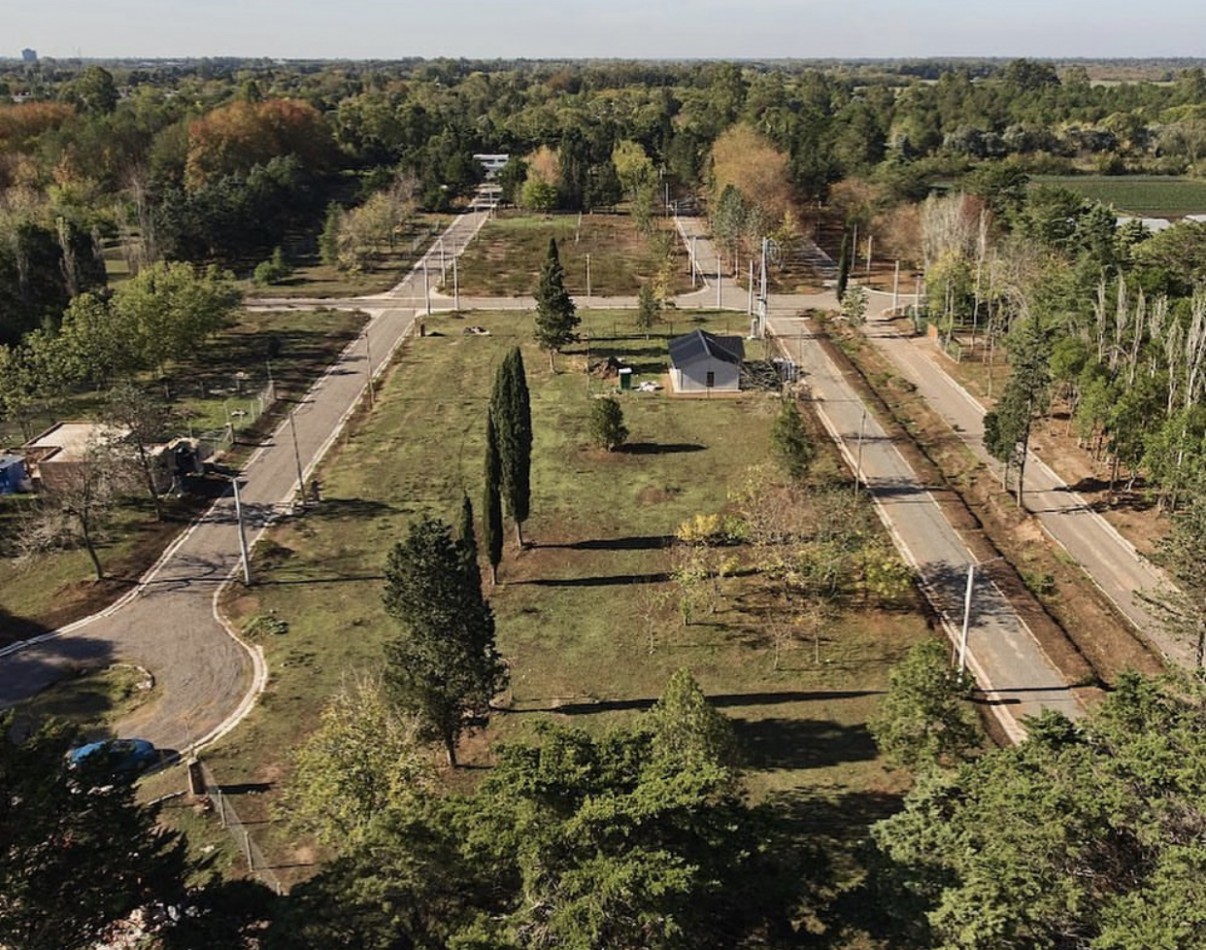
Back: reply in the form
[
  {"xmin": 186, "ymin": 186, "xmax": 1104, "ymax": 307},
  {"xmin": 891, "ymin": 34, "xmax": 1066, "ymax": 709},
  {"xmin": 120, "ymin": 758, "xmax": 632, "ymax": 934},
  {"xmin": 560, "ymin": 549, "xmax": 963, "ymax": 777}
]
[
  {"xmin": 766, "ymin": 309, "xmax": 1083, "ymax": 737},
  {"xmin": 3, "ymin": 208, "xmax": 1096, "ymax": 751},
  {"xmin": 0, "ymin": 202, "xmax": 494, "ymax": 753},
  {"xmin": 860, "ymin": 291, "xmax": 1187, "ymax": 668}
]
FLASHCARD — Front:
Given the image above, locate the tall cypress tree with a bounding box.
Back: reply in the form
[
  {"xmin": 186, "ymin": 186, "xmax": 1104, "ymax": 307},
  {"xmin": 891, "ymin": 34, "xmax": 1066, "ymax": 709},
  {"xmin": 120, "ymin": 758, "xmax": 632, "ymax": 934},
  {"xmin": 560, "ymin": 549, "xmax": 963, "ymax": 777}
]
[
  {"xmin": 491, "ymin": 347, "xmax": 533, "ymax": 548},
  {"xmin": 533, "ymin": 237, "xmax": 579, "ymax": 371},
  {"xmin": 457, "ymin": 492, "xmax": 479, "ymax": 591},
  {"xmin": 483, "ymin": 412, "xmax": 504, "ymax": 584}
]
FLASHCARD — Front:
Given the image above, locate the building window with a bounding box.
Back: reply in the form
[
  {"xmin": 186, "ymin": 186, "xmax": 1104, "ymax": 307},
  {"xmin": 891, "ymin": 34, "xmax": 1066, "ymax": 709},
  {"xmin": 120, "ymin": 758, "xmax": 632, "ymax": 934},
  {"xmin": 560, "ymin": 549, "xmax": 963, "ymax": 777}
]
[{"xmin": 706, "ymin": 370, "xmax": 715, "ymax": 388}]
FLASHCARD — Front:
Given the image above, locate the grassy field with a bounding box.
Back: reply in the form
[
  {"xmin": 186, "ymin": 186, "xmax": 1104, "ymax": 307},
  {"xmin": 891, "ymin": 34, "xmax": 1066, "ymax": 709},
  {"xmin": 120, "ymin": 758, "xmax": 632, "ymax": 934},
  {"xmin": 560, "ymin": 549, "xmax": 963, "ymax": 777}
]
[
  {"xmin": 170, "ymin": 306, "xmax": 933, "ymax": 892},
  {"xmin": 0, "ymin": 308, "xmax": 366, "ymax": 641},
  {"xmin": 453, "ymin": 211, "xmax": 694, "ymax": 297},
  {"xmin": 1032, "ymin": 175, "xmax": 1206, "ymax": 217}
]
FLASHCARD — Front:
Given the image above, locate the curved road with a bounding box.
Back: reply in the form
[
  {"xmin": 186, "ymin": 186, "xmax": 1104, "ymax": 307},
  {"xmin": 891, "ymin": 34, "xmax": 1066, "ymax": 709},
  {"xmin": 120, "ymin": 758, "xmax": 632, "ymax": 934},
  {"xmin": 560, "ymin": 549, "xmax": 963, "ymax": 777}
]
[
  {"xmin": 2, "ymin": 209, "xmax": 1101, "ymax": 751},
  {"xmin": 0, "ymin": 203, "xmax": 494, "ymax": 753}
]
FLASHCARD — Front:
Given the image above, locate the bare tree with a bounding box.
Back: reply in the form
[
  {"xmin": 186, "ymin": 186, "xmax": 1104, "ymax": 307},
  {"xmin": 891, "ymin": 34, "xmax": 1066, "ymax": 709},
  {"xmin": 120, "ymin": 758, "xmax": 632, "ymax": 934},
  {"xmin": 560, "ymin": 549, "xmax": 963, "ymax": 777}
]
[
  {"xmin": 21, "ymin": 436, "xmax": 137, "ymax": 580},
  {"xmin": 103, "ymin": 383, "xmax": 178, "ymax": 521}
]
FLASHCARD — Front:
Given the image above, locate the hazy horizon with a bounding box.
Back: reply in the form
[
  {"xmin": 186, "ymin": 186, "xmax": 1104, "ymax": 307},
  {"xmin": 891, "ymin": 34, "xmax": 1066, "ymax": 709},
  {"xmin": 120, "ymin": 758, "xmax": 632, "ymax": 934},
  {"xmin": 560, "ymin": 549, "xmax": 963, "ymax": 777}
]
[{"xmin": 12, "ymin": 0, "xmax": 1206, "ymax": 62}]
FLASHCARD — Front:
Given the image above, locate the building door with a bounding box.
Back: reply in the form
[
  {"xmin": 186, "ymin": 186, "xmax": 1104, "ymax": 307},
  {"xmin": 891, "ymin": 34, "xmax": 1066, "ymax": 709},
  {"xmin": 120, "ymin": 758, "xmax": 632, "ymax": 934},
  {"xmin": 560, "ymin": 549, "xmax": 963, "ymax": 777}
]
[{"xmin": 706, "ymin": 370, "xmax": 715, "ymax": 388}]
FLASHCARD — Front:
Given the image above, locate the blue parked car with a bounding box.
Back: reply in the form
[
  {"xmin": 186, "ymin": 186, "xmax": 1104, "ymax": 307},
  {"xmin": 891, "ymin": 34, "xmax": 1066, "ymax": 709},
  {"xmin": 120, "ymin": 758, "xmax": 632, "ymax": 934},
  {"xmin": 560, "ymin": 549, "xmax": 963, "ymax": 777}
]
[{"xmin": 67, "ymin": 738, "xmax": 159, "ymax": 778}]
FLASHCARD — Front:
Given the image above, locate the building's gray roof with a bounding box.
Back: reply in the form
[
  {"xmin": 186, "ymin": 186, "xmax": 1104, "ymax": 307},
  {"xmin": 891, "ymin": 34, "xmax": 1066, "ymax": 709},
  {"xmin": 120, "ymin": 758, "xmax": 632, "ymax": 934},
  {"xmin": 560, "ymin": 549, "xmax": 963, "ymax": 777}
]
[{"xmin": 668, "ymin": 329, "xmax": 744, "ymax": 368}]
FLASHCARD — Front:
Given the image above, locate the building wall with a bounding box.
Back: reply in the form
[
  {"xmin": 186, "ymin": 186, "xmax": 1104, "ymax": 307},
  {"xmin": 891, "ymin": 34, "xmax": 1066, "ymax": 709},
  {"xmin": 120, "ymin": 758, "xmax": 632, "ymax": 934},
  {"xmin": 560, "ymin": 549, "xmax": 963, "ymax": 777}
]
[{"xmin": 670, "ymin": 358, "xmax": 740, "ymax": 393}]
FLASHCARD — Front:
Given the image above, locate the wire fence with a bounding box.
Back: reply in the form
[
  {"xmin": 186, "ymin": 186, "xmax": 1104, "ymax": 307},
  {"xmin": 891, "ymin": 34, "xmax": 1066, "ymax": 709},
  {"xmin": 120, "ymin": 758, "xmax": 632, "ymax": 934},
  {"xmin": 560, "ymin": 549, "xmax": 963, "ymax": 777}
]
[
  {"xmin": 192, "ymin": 381, "xmax": 275, "ymax": 463},
  {"xmin": 195, "ymin": 760, "xmax": 285, "ymax": 895}
]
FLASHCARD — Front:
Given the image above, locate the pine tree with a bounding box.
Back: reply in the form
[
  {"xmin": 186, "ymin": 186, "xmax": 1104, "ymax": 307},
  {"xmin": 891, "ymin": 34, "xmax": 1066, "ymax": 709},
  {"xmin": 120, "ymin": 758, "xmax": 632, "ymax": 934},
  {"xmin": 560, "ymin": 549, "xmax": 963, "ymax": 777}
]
[
  {"xmin": 533, "ymin": 237, "xmax": 579, "ymax": 370},
  {"xmin": 382, "ymin": 516, "xmax": 507, "ymax": 766},
  {"xmin": 490, "ymin": 348, "xmax": 533, "ymax": 548},
  {"xmin": 589, "ymin": 396, "xmax": 629, "ymax": 451},
  {"xmin": 483, "ymin": 412, "xmax": 504, "ymax": 584}
]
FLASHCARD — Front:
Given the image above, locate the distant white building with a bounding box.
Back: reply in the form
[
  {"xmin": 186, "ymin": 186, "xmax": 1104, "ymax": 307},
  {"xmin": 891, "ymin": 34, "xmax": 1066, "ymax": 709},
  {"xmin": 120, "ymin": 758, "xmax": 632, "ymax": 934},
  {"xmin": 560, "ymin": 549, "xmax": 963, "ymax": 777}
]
[
  {"xmin": 1117, "ymin": 215, "xmax": 1173, "ymax": 233},
  {"xmin": 472, "ymin": 153, "xmax": 510, "ymax": 179}
]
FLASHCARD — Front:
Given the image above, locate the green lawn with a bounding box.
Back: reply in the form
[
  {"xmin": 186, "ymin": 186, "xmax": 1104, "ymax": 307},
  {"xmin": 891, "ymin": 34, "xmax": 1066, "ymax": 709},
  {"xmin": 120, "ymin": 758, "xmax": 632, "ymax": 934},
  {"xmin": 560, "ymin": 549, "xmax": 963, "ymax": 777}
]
[
  {"xmin": 453, "ymin": 211, "xmax": 694, "ymax": 297},
  {"xmin": 1032, "ymin": 175, "xmax": 1206, "ymax": 217},
  {"xmin": 190, "ymin": 307, "xmax": 931, "ymax": 888}
]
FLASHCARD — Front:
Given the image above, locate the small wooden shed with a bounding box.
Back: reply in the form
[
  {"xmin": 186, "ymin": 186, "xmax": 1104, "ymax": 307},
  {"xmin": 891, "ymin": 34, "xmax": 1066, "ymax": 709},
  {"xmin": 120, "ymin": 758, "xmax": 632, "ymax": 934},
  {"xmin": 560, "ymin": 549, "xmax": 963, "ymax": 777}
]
[{"xmin": 668, "ymin": 329, "xmax": 744, "ymax": 394}]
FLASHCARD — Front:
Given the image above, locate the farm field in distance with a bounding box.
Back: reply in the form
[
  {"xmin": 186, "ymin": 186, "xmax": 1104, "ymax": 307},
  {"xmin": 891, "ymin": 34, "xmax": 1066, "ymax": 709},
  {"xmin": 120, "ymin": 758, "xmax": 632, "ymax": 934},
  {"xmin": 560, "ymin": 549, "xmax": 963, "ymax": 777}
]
[
  {"xmin": 183, "ymin": 305, "xmax": 933, "ymax": 897},
  {"xmin": 1032, "ymin": 175, "xmax": 1206, "ymax": 217}
]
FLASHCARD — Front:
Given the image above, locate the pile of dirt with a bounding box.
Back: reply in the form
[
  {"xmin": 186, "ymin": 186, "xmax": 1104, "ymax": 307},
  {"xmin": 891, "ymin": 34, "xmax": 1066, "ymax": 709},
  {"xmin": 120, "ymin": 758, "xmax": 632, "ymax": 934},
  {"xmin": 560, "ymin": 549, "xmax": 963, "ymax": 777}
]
[{"xmin": 589, "ymin": 356, "xmax": 626, "ymax": 379}]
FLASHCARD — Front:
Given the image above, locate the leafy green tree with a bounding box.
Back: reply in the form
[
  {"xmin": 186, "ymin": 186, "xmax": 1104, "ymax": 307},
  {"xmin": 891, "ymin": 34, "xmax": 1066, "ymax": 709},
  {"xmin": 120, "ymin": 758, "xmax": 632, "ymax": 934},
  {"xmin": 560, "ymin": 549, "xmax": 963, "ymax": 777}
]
[
  {"xmin": 0, "ymin": 713, "xmax": 188, "ymax": 950},
  {"xmin": 636, "ymin": 283, "xmax": 660, "ymax": 335},
  {"xmin": 770, "ymin": 397, "xmax": 814, "ymax": 480},
  {"xmin": 110, "ymin": 261, "xmax": 240, "ymax": 376},
  {"xmin": 868, "ymin": 639, "xmax": 979, "ymax": 770},
  {"xmin": 252, "ymin": 247, "xmax": 292, "ymax": 286},
  {"xmin": 841, "ymin": 282, "xmax": 869, "ymax": 325},
  {"xmin": 278, "ymin": 674, "xmax": 434, "ymax": 846},
  {"xmin": 873, "ymin": 673, "xmax": 1206, "ymax": 949},
  {"xmin": 533, "ymin": 238, "xmax": 579, "ymax": 370},
  {"xmin": 382, "ymin": 515, "xmax": 507, "ymax": 766},
  {"xmin": 490, "ymin": 348, "xmax": 533, "ymax": 548},
  {"xmin": 60, "ymin": 65, "xmax": 119, "ymax": 115},
  {"xmin": 1146, "ymin": 475, "xmax": 1206, "ymax": 666},
  {"xmin": 482, "ymin": 412, "xmax": 504, "ymax": 584},
  {"xmin": 588, "ymin": 395, "xmax": 628, "ymax": 451},
  {"xmin": 983, "ymin": 317, "xmax": 1051, "ymax": 505},
  {"xmin": 271, "ymin": 707, "xmax": 802, "ymax": 949}
]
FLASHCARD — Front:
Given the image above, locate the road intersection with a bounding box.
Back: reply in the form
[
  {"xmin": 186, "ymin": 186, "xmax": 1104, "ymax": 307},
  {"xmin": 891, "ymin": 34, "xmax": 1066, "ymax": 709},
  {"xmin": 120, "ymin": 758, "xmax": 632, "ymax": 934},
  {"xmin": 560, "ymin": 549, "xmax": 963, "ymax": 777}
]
[{"xmin": 11, "ymin": 207, "xmax": 1175, "ymax": 751}]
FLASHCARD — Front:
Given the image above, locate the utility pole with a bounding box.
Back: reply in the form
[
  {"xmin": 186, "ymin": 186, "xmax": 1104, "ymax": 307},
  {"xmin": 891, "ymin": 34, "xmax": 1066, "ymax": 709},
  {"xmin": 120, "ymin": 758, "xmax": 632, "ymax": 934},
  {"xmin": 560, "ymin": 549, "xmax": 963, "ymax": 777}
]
[
  {"xmin": 439, "ymin": 236, "xmax": 446, "ymax": 281},
  {"xmin": 585, "ymin": 253, "xmax": 591, "ymax": 303},
  {"xmin": 854, "ymin": 408, "xmax": 867, "ymax": 497},
  {"xmin": 958, "ymin": 563, "xmax": 975, "ymax": 673},
  {"xmin": 716, "ymin": 261, "xmax": 722, "ymax": 310},
  {"xmin": 892, "ymin": 260, "xmax": 900, "ymax": 314},
  {"xmin": 758, "ymin": 237, "xmax": 769, "ymax": 339},
  {"xmin": 747, "ymin": 259, "xmax": 754, "ymax": 317},
  {"xmin": 690, "ymin": 235, "xmax": 698, "ymax": 287},
  {"xmin": 265, "ymin": 361, "xmax": 275, "ymax": 401},
  {"xmin": 866, "ymin": 235, "xmax": 873, "ymax": 276},
  {"xmin": 364, "ymin": 329, "xmax": 375, "ymax": 408},
  {"xmin": 288, "ymin": 410, "xmax": 306, "ymax": 509},
  {"xmin": 453, "ymin": 254, "xmax": 460, "ymax": 312},
  {"xmin": 232, "ymin": 476, "xmax": 251, "ymax": 585},
  {"xmin": 423, "ymin": 259, "xmax": 431, "ymax": 316}
]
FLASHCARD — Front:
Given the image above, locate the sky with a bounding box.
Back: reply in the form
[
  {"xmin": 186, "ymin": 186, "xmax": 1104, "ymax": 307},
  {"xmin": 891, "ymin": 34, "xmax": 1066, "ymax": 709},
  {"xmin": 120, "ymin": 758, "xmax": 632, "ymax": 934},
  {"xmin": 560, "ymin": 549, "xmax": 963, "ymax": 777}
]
[{"xmin": 10, "ymin": 0, "xmax": 1206, "ymax": 61}]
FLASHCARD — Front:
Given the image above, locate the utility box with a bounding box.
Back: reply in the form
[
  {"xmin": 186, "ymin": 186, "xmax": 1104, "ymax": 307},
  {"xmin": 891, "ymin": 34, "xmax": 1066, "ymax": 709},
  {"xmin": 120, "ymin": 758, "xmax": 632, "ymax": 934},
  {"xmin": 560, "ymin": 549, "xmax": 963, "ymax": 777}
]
[{"xmin": 618, "ymin": 368, "xmax": 633, "ymax": 391}]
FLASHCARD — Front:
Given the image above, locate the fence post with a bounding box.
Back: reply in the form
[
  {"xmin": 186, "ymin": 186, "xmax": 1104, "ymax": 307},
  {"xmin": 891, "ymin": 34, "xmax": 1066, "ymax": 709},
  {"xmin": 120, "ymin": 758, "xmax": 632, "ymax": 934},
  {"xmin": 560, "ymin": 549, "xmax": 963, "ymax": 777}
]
[
  {"xmin": 216, "ymin": 788, "xmax": 226, "ymax": 828},
  {"xmin": 243, "ymin": 829, "xmax": 254, "ymax": 872}
]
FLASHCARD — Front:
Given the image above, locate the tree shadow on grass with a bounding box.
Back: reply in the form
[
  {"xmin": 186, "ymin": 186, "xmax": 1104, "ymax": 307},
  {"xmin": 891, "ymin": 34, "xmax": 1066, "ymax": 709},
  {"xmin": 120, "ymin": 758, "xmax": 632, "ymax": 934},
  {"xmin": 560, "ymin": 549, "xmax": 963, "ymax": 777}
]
[
  {"xmin": 514, "ymin": 688, "xmax": 882, "ymax": 718},
  {"xmin": 518, "ymin": 571, "xmax": 672, "ymax": 588},
  {"xmin": 616, "ymin": 442, "xmax": 706, "ymax": 455},
  {"xmin": 536, "ymin": 535, "xmax": 674, "ymax": 551},
  {"xmin": 734, "ymin": 717, "xmax": 879, "ymax": 771}
]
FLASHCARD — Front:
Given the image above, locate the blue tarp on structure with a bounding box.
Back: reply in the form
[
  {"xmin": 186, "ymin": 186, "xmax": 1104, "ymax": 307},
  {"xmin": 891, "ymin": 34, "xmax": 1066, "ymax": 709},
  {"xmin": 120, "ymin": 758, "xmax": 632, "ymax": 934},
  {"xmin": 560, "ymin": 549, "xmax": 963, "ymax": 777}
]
[{"xmin": 0, "ymin": 454, "xmax": 27, "ymax": 494}]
